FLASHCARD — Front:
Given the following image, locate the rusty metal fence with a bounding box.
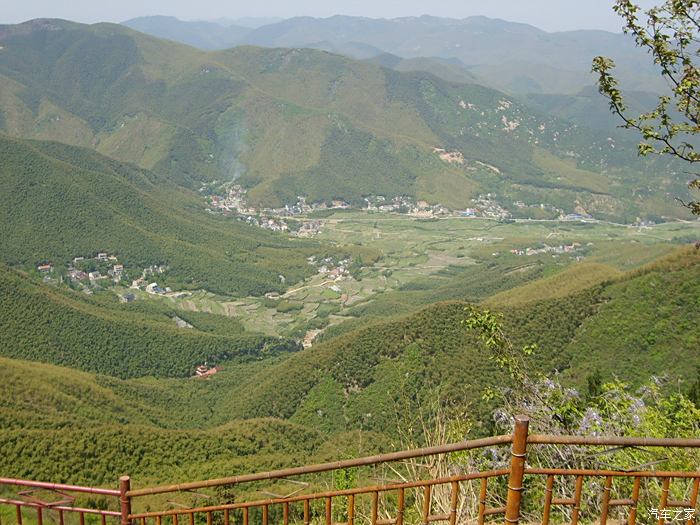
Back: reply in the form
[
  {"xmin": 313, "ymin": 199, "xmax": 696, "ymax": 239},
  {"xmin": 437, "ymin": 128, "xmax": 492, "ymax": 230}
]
[{"xmin": 2, "ymin": 416, "xmax": 699, "ymax": 525}]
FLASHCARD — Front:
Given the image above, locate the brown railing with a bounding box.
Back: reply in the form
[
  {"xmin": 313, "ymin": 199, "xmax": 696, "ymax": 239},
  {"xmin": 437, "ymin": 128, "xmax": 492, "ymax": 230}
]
[
  {"xmin": 0, "ymin": 477, "xmax": 122, "ymax": 525},
  {"xmin": 2, "ymin": 416, "xmax": 699, "ymax": 525}
]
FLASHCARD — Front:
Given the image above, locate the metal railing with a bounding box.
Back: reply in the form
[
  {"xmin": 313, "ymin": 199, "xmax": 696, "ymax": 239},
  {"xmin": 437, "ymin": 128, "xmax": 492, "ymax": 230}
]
[
  {"xmin": 2, "ymin": 416, "xmax": 699, "ymax": 525},
  {"xmin": 0, "ymin": 477, "xmax": 122, "ymax": 525}
]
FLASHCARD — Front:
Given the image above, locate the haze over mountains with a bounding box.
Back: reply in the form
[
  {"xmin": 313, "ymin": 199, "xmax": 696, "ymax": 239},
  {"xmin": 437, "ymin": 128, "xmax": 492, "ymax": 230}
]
[
  {"xmin": 0, "ymin": 18, "xmax": 688, "ymax": 224},
  {"xmin": 122, "ymin": 14, "xmax": 667, "ymax": 95}
]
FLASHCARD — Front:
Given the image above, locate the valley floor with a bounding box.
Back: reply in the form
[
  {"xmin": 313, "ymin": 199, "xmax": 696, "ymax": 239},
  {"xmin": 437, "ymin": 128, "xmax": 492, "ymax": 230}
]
[{"xmin": 123, "ymin": 211, "xmax": 700, "ymax": 343}]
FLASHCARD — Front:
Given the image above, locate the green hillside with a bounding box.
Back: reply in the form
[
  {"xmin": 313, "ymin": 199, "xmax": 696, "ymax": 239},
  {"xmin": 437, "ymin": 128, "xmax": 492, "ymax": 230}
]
[
  {"xmin": 0, "ymin": 19, "xmax": 691, "ymax": 220},
  {"xmin": 521, "ymin": 86, "xmax": 664, "ymax": 132},
  {"xmin": 200, "ymin": 247, "xmax": 700, "ymax": 434},
  {"xmin": 0, "ymin": 134, "xmax": 324, "ymax": 295},
  {"xmin": 0, "ymin": 263, "xmax": 300, "ymax": 378},
  {"xmin": 1, "ymin": 247, "xmax": 699, "ymax": 487},
  {"xmin": 484, "ymin": 262, "xmax": 622, "ymax": 307},
  {"xmin": 558, "ymin": 251, "xmax": 700, "ymax": 381},
  {"xmin": 0, "ymin": 356, "xmax": 387, "ymax": 488}
]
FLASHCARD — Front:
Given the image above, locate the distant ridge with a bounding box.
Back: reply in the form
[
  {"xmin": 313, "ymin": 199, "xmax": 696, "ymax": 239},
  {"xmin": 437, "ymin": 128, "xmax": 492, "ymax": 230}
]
[
  {"xmin": 122, "ymin": 14, "xmax": 665, "ymax": 94},
  {"xmin": 0, "ymin": 18, "xmax": 690, "ymax": 220},
  {"xmin": 209, "ymin": 16, "xmax": 285, "ymax": 28},
  {"xmin": 122, "ymin": 15, "xmax": 251, "ymax": 49}
]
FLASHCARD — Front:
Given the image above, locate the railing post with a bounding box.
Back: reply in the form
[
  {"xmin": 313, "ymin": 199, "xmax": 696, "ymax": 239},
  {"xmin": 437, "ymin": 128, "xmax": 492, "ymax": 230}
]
[
  {"xmin": 504, "ymin": 415, "xmax": 529, "ymax": 525},
  {"xmin": 119, "ymin": 476, "xmax": 132, "ymax": 525}
]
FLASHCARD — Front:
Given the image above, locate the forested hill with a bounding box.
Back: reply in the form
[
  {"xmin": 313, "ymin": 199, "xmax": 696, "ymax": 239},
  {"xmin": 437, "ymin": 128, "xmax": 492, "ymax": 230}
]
[
  {"xmin": 0, "ymin": 262, "xmax": 301, "ymax": 378},
  {"xmin": 0, "ymin": 353, "xmax": 389, "ymax": 486},
  {"xmin": 196, "ymin": 247, "xmax": 700, "ymax": 434},
  {"xmin": 0, "ymin": 134, "xmax": 321, "ymax": 296},
  {"xmin": 0, "ymin": 19, "xmax": 689, "ymax": 220},
  {"xmin": 0, "ymin": 248, "xmax": 698, "ymax": 486}
]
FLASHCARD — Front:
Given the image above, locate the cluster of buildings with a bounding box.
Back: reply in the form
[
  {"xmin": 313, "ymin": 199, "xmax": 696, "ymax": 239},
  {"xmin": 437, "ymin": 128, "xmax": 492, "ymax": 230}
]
[
  {"xmin": 35, "ymin": 253, "xmax": 134, "ymax": 294},
  {"xmin": 130, "ymin": 265, "xmax": 175, "ymax": 296},
  {"xmin": 308, "ymin": 256, "xmax": 352, "ymax": 282},
  {"xmin": 208, "ymin": 185, "xmax": 256, "ymax": 215},
  {"xmin": 207, "ymin": 186, "xmax": 347, "ymax": 218},
  {"xmin": 206, "ymin": 185, "xmax": 457, "ymax": 231},
  {"xmin": 509, "ymin": 242, "xmax": 582, "ymax": 257},
  {"xmin": 206, "ymin": 184, "xmax": 596, "ymax": 227},
  {"xmin": 297, "ymin": 220, "xmax": 322, "ymax": 237},
  {"xmin": 69, "ymin": 253, "xmax": 124, "ymax": 284},
  {"xmin": 39, "ymin": 253, "xmax": 185, "ymax": 299},
  {"xmin": 363, "ymin": 195, "xmax": 449, "ymax": 217},
  {"xmin": 461, "ymin": 195, "xmax": 512, "ymax": 220},
  {"xmin": 241, "ymin": 215, "xmax": 289, "ymax": 232},
  {"xmin": 278, "ymin": 196, "xmax": 350, "ymax": 216},
  {"xmin": 207, "ymin": 186, "xmax": 348, "ymax": 234}
]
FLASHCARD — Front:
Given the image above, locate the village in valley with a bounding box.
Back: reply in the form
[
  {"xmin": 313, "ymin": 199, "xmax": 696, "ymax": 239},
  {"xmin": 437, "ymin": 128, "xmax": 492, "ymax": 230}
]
[
  {"xmin": 32, "ymin": 207, "xmax": 700, "ymax": 360},
  {"xmin": 36, "ymin": 251, "xmax": 185, "ymax": 303},
  {"xmin": 201, "ymin": 181, "xmax": 615, "ymax": 240},
  {"xmin": 508, "ymin": 242, "xmax": 586, "ymax": 258},
  {"xmin": 202, "ymin": 183, "xmax": 567, "ymax": 236},
  {"xmin": 31, "ymin": 181, "xmax": 699, "ymax": 358}
]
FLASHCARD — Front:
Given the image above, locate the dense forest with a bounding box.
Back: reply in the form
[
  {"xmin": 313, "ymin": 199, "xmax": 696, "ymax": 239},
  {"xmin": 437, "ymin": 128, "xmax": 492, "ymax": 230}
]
[
  {"xmin": 0, "ymin": 135, "xmax": 331, "ymax": 296},
  {"xmin": 0, "ymin": 263, "xmax": 300, "ymax": 378}
]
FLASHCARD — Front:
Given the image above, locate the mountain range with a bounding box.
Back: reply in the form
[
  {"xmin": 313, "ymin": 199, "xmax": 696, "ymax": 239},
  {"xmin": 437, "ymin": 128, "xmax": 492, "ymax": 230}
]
[
  {"xmin": 122, "ymin": 15, "xmax": 668, "ymax": 95},
  {"xmin": 0, "ymin": 19, "xmax": 689, "ymax": 222}
]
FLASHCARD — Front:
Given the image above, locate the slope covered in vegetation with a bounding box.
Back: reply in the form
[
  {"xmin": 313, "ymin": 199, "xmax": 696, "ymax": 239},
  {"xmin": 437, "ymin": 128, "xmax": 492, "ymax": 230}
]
[
  {"xmin": 0, "ymin": 356, "xmax": 387, "ymax": 487},
  {"xmin": 1, "ymin": 249, "xmax": 698, "ymax": 486},
  {"xmin": 0, "ymin": 19, "xmax": 689, "ymax": 220},
  {"xmin": 0, "ymin": 263, "xmax": 300, "ymax": 378},
  {"xmin": 202, "ymin": 248, "xmax": 700, "ymax": 433},
  {"xmin": 0, "ymin": 134, "xmax": 323, "ymax": 296}
]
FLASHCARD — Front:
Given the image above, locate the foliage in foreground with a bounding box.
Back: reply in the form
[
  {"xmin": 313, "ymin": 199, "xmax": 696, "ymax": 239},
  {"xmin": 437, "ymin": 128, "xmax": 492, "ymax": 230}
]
[{"xmin": 593, "ymin": 0, "xmax": 700, "ymax": 214}]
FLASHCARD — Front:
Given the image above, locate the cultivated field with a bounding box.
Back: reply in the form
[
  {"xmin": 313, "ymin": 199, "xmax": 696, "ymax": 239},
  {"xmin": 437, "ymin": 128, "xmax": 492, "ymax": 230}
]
[{"xmin": 119, "ymin": 211, "xmax": 700, "ymax": 342}]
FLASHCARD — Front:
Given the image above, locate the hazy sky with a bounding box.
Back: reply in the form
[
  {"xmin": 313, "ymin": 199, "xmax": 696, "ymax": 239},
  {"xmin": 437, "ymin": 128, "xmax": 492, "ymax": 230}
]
[{"xmin": 0, "ymin": 0, "xmax": 661, "ymax": 32}]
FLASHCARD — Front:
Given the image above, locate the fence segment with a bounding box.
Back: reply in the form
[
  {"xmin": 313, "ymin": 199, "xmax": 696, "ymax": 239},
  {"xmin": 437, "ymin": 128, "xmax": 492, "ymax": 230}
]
[{"xmin": 3, "ymin": 419, "xmax": 700, "ymax": 525}]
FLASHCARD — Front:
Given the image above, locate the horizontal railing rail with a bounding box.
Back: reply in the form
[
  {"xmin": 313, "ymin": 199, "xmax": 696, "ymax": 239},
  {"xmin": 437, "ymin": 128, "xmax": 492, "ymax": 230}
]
[
  {"xmin": 0, "ymin": 479, "xmax": 120, "ymax": 497},
  {"xmin": 527, "ymin": 435, "xmax": 700, "ymax": 447},
  {"xmin": 0, "ymin": 476, "xmax": 123, "ymax": 525},
  {"xmin": 128, "ymin": 470, "xmax": 511, "ymax": 519},
  {"xmin": 126, "ymin": 434, "xmax": 700, "ymax": 499},
  {"xmin": 0, "ymin": 498, "xmax": 121, "ymax": 516},
  {"xmin": 126, "ymin": 435, "xmax": 514, "ymax": 498}
]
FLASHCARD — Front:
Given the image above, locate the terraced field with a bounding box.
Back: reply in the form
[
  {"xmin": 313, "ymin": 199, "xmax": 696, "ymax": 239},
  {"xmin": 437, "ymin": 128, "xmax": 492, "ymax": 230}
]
[{"xmin": 123, "ymin": 211, "xmax": 700, "ymax": 340}]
